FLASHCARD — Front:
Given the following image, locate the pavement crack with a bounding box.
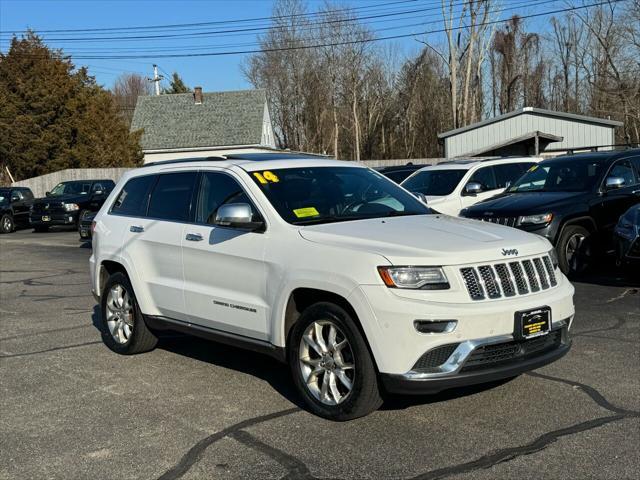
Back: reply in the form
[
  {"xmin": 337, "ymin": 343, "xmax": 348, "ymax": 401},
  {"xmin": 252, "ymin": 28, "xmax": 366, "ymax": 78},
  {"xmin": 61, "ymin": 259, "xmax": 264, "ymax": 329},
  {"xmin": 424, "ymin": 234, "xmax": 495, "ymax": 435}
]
[
  {"xmin": 604, "ymin": 288, "xmax": 637, "ymax": 304},
  {"xmin": 231, "ymin": 429, "xmax": 317, "ymax": 479},
  {"xmin": 156, "ymin": 407, "xmax": 300, "ymax": 480},
  {"xmin": 410, "ymin": 415, "xmax": 628, "ymax": 480},
  {"xmin": 0, "ymin": 340, "xmax": 102, "ymax": 358}
]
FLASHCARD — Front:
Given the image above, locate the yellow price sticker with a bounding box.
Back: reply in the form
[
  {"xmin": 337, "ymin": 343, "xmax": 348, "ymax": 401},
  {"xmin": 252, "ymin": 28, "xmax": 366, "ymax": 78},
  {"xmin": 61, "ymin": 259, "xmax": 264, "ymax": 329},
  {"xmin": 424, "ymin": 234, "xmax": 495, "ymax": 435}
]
[
  {"xmin": 263, "ymin": 171, "xmax": 279, "ymax": 182},
  {"xmin": 253, "ymin": 172, "xmax": 268, "ymax": 184},
  {"xmin": 528, "ymin": 165, "xmax": 538, "ymax": 172},
  {"xmin": 293, "ymin": 207, "xmax": 320, "ymax": 218}
]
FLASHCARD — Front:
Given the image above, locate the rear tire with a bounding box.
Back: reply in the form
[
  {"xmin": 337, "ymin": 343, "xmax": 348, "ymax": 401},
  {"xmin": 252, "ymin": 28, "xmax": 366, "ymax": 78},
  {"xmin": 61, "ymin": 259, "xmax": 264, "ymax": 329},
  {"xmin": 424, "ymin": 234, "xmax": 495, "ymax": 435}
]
[
  {"xmin": 288, "ymin": 302, "xmax": 383, "ymax": 421},
  {"xmin": 0, "ymin": 214, "xmax": 14, "ymax": 234},
  {"xmin": 100, "ymin": 271, "xmax": 157, "ymax": 355},
  {"xmin": 557, "ymin": 225, "xmax": 592, "ymax": 276}
]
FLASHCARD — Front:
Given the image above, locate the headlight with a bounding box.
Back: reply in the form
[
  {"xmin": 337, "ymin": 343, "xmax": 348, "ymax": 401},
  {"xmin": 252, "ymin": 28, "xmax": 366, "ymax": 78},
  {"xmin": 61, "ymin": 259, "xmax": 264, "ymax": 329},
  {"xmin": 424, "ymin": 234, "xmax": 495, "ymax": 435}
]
[
  {"xmin": 64, "ymin": 203, "xmax": 79, "ymax": 212},
  {"xmin": 549, "ymin": 248, "xmax": 559, "ymax": 270},
  {"xmin": 517, "ymin": 213, "xmax": 553, "ymax": 226},
  {"xmin": 378, "ymin": 266, "xmax": 449, "ymax": 290}
]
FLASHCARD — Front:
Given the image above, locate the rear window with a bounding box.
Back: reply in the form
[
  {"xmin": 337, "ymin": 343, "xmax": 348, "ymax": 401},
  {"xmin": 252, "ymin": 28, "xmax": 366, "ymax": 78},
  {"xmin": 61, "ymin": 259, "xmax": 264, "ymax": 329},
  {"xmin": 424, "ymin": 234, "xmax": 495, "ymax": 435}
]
[
  {"xmin": 147, "ymin": 172, "xmax": 198, "ymax": 222},
  {"xmin": 402, "ymin": 169, "xmax": 467, "ymax": 196},
  {"xmin": 494, "ymin": 163, "xmax": 533, "ymax": 189},
  {"xmin": 111, "ymin": 175, "xmax": 156, "ymax": 217}
]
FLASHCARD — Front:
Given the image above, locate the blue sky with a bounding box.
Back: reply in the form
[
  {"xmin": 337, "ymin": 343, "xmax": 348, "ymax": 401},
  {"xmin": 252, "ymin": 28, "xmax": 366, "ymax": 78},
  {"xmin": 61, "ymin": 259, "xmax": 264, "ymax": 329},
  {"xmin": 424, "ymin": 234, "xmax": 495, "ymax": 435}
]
[{"xmin": 0, "ymin": 0, "xmax": 566, "ymax": 92}]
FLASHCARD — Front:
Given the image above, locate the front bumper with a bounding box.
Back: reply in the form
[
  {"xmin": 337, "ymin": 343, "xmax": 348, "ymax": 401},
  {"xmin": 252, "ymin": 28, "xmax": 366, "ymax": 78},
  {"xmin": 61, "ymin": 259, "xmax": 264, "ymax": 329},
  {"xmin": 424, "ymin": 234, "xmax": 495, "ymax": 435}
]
[
  {"xmin": 381, "ymin": 323, "xmax": 571, "ymax": 394},
  {"xmin": 30, "ymin": 212, "xmax": 79, "ymax": 226}
]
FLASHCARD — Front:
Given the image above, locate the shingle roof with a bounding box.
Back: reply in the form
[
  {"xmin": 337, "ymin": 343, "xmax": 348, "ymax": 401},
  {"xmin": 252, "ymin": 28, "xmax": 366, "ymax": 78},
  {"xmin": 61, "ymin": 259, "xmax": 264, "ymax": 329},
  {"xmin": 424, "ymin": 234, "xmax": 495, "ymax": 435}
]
[
  {"xmin": 130, "ymin": 89, "xmax": 267, "ymax": 151},
  {"xmin": 438, "ymin": 107, "xmax": 623, "ymax": 139}
]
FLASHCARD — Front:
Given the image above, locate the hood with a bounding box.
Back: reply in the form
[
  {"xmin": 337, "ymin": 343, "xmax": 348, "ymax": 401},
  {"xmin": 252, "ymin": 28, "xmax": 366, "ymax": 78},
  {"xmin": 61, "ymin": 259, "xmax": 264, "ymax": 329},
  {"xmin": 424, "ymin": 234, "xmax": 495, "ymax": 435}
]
[
  {"xmin": 34, "ymin": 193, "xmax": 88, "ymax": 204},
  {"xmin": 299, "ymin": 215, "xmax": 550, "ymax": 266},
  {"xmin": 464, "ymin": 191, "xmax": 586, "ymax": 217}
]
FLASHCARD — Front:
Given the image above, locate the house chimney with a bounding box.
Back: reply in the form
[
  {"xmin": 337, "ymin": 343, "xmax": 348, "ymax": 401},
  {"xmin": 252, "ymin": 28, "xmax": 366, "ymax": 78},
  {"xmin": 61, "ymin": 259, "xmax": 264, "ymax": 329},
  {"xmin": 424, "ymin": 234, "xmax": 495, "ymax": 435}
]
[{"xmin": 194, "ymin": 86, "xmax": 203, "ymax": 105}]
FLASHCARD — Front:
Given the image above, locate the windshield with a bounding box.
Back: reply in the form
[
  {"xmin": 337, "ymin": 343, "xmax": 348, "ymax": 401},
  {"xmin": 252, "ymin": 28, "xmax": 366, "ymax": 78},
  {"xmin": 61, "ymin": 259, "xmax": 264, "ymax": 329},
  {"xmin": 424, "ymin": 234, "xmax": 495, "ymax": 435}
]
[
  {"xmin": 401, "ymin": 169, "xmax": 467, "ymax": 196},
  {"xmin": 508, "ymin": 161, "xmax": 604, "ymax": 193},
  {"xmin": 250, "ymin": 166, "xmax": 431, "ymax": 225},
  {"xmin": 50, "ymin": 181, "xmax": 92, "ymax": 196}
]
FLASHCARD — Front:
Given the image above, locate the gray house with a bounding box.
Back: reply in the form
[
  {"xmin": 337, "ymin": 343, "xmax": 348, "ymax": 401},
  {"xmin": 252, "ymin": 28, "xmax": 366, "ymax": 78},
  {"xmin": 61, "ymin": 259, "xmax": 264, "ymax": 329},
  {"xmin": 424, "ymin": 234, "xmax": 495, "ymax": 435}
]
[
  {"xmin": 438, "ymin": 107, "xmax": 623, "ymax": 158},
  {"xmin": 131, "ymin": 88, "xmax": 277, "ymax": 164}
]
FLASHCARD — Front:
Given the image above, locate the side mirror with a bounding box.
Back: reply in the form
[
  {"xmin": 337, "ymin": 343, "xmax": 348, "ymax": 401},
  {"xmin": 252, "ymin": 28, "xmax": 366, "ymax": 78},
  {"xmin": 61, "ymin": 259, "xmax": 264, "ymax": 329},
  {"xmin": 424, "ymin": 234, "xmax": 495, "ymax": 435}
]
[
  {"xmin": 93, "ymin": 190, "xmax": 104, "ymax": 196},
  {"xmin": 214, "ymin": 203, "xmax": 264, "ymax": 231},
  {"xmin": 463, "ymin": 182, "xmax": 483, "ymax": 196},
  {"xmin": 605, "ymin": 176, "xmax": 625, "ymax": 190},
  {"xmin": 412, "ymin": 192, "xmax": 428, "ymax": 204},
  {"xmin": 45, "ymin": 191, "xmax": 52, "ymax": 197}
]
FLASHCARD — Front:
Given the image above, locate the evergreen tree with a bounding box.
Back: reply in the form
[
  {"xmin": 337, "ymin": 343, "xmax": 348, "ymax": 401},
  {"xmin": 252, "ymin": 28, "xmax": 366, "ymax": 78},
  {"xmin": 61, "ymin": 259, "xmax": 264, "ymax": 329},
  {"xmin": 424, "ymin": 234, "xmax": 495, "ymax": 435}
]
[
  {"xmin": 163, "ymin": 72, "xmax": 190, "ymax": 94},
  {"xmin": 0, "ymin": 32, "xmax": 142, "ymax": 181}
]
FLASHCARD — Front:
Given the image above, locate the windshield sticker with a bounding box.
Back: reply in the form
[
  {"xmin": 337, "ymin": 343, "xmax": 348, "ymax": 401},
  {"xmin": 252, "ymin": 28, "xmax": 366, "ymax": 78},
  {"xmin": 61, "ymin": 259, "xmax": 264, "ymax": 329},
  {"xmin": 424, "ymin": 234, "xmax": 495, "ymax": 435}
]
[
  {"xmin": 293, "ymin": 207, "xmax": 320, "ymax": 218},
  {"xmin": 253, "ymin": 171, "xmax": 280, "ymax": 184},
  {"xmin": 527, "ymin": 165, "xmax": 538, "ymax": 172}
]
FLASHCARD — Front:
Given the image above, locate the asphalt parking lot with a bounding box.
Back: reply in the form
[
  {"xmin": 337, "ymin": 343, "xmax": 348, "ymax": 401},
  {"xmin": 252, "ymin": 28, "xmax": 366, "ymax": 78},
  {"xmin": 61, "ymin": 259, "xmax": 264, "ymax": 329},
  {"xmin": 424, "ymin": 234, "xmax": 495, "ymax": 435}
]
[{"xmin": 1, "ymin": 229, "xmax": 638, "ymax": 480}]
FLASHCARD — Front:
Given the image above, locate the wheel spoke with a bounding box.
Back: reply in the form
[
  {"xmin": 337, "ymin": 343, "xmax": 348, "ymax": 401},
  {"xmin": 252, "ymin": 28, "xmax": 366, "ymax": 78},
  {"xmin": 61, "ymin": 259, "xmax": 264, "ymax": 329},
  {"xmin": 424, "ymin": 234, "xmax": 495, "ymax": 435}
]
[
  {"xmin": 303, "ymin": 333, "xmax": 323, "ymax": 357},
  {"xmin": 314, "ymin": 323, "xmax": 328, "ymax": 353},
  {"xmin": 306, "ymin": 367, "xmax": 323, "ymax": 385},
  {"xmin": 335, "ymin": 369, "xmax": 353, "ymax": 390},
  {"xmin": 328, "ymin": 325, "xmax": 337, "ymax": 351},
  {"xmin": 320, "ymin": 370, "xmax": 330, "ymax": 401},
  {"xmin": 328, "ymin": 372, "xmax": 342, "ymax": 404}
]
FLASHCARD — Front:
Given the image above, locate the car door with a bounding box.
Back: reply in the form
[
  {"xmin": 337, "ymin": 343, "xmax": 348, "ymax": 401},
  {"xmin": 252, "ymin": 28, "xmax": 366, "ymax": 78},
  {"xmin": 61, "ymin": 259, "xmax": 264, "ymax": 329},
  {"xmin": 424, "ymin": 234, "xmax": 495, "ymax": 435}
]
[
  {"xmin": 120, "ymin": 172, "xmax": 198, "ymax": 320},
  {"xmin": 87, "ymin": 182, "xmax": 108, "ymax": 211},
  {"xmin": 182, "ymin": 170, "xmax": 269, "ymax": 340},
  {"xmin": 10, "ymin": 190, "xmax": 30, "ymax": 226},
  {"xmin": 460, "ymin": 165, "xmax": 499, "ymax": 209},
  {"xmin": 595, "ymin": 158, "xmax": 640, "ymax": 238}
]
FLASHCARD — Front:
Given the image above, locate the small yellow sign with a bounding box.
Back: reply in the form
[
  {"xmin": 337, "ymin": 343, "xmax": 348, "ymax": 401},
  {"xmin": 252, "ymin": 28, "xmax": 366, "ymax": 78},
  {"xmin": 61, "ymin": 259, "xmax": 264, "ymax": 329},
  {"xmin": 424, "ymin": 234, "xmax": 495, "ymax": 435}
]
[
  {"xmin": 253, "ymin": 172, "xmax": 268, "ymax": 184},
  {"xmin": 528, "ymin": 165, "xmax": 538, "ymax": 172},
  {"xmin": 293, "ymin": 207, "xmax": 320, "ymax": 218},
  {"xmin": 263, "ymin": 171, "xmax": 279, "ymax": 182}
]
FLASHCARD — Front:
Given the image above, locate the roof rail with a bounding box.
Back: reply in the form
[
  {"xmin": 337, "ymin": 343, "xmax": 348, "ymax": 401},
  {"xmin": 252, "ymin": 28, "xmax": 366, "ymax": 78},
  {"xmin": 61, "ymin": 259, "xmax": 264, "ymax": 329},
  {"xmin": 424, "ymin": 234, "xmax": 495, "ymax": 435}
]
[{"xmin": 142, "ymin": 156, "xmax": 226, "ymax": 167}]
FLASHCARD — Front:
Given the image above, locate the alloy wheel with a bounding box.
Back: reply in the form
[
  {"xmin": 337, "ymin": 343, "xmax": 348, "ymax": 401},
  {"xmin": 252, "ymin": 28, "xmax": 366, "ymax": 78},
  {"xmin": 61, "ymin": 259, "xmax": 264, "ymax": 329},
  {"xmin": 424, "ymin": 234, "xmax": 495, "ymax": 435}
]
[
  {"xmin": 565, "ymin": 233, "xmax": 586, "ymax": 272},
  {"xmin": 105, "ymin": 284, "xmax": 134, "ymax": 345},
  {"xmin": 2, "ymin": 216, "xmax": 12, "ymax": 232},
  {"xmin": 299, "ymin": 320, "xmax": 355, "ymax": 405}
]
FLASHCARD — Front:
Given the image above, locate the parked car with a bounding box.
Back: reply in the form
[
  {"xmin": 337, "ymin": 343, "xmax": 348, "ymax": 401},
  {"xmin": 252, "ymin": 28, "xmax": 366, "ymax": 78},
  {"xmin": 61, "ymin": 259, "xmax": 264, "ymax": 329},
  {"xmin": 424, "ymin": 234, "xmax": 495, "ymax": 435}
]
[
  {"xmin": 401, "ymin": 157, "xmax": 539, "ymax": 216},
  {"xmin": 461, "ymin": 149, "xmax": 640, "ymax": 276},
  {"xmin": 30, "ymin": 179, "xmax": 115, "ymax": 232},
  {"xmin": 0, "ymin": 187, "xmax": 35, "ymax": 234},
  {"xmin": 78, "ymin": 210, "xmax": 97, "ymax": 240},
  {"xmin": 91, "ymin": 153, "xmax": 574, "ymax": 420},
  {"xmin": 614, "ymin": 204, "xmax": 640, "ymax": 267},
  {"xmin": 375, "ymin": 163, "xmax": 426, "ymax": 184}
]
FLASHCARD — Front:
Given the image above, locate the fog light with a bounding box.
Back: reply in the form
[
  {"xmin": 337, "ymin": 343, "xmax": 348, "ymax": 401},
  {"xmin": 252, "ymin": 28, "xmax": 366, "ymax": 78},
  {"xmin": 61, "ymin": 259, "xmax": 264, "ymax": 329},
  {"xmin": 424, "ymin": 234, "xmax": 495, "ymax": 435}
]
[{"xmin": 414, "ymin": 320, "xmax": 457, "ymax": 334}]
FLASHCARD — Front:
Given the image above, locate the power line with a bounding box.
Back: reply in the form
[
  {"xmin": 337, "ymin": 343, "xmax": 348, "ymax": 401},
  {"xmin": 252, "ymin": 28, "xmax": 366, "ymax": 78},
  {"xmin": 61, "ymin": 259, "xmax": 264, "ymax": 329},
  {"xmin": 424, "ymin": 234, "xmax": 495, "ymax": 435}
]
[
  {"xmin": 0, "ymin": 0, "xmax": 420, "ymax": 35},
  {"xmin": 14, "ymin": 0, "xmax": 620, "ymax": 60}
]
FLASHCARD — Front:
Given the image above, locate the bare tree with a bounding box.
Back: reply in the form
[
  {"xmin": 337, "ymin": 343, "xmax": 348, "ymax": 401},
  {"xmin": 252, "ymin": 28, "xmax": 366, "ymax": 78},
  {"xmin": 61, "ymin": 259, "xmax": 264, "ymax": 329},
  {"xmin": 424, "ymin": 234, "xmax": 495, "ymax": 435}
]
[{"xmin": 112, "ymin": 73, "xmax": 151, "ymax": 126}]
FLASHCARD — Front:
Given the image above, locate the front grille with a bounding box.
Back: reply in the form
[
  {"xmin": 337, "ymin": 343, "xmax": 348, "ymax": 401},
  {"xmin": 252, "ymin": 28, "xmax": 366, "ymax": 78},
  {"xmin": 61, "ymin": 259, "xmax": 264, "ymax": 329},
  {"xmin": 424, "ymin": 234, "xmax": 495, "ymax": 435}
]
[
  {"xmin": 412, "ymin": 343, "xmax": 460, "ymax": 372},
  {"xmin": 32, "ymin": 202, "xmax": 65, "ymax": 214},
  {"xmin": 460, "ymin": 255, "xmax": 558, "ymax": 301},
  {"xmin": 481, "ymin": 217, "xmax": 517, "ymax": 227},
  {"xmin": 461, "ymin": 329, "xmax": 563, "ymax": 372}
]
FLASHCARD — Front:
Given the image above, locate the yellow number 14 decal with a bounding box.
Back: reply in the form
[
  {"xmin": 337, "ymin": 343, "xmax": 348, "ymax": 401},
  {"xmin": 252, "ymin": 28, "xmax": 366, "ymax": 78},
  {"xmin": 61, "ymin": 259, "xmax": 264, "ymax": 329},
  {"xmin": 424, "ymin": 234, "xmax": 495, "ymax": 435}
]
[{"xmin": 253, "ymin": 171, "xmax": 279, "ymax": 184}]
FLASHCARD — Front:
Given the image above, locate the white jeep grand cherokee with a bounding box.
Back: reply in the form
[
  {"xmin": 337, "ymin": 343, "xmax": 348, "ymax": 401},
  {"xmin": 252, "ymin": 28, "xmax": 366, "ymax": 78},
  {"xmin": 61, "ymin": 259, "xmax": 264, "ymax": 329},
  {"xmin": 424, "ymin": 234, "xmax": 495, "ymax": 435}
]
[{"xmin": 90, "ymin": 153, "xmax": 574, "ymax": 420}]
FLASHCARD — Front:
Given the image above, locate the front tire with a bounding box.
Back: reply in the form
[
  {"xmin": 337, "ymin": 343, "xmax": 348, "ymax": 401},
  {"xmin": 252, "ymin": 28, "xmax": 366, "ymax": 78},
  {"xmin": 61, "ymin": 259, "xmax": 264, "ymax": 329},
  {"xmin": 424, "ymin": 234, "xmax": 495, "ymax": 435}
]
[
  {"xmin": 557, "ymin": 225, "xmax": 592, "ymax": 276},
  {"xmin": 0, "ymin": 214, "xmax": 14, "ymax": 234},
  {"xmin": 289, "ymin": 302, "xmax": 382, "ymax": 421},
  {"xmin": 100, "ymin": 271, "xmax": 158, "ymax": 354}
]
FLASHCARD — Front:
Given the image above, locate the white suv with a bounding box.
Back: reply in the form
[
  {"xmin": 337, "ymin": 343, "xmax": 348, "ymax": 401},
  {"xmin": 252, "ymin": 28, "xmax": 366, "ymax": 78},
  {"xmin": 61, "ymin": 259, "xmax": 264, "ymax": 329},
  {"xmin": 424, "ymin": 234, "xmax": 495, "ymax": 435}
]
[
  {"xmin": 90, "ymin": 153, "xmax": 574, "ymax": 420},
  {"xmin": 401, "ymin": 157, "xmax": 540, "ymax": 216}
]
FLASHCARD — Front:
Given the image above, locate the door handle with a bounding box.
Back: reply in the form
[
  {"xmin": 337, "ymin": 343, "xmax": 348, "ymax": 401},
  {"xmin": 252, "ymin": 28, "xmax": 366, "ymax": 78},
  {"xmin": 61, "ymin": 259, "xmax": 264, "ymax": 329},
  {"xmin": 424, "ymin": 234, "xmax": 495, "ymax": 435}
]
[
  {"xmin": 185, "ymin": 233, "xmax": 203, "ymax": 242},
  {"xmin": 130, "ymin": 225, "xmax": 144, "ymax": 233},
  {"xmin": 632, "ymin": 189, "xmax": 640, "ymax": 195}
]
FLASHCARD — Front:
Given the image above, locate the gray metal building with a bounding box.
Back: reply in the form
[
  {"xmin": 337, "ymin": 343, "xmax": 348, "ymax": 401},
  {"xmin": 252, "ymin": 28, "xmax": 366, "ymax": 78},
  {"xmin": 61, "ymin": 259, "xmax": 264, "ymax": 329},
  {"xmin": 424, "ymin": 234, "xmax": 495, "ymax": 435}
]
[{"xmin": 438, "ymin": 107, "xmax": 623, "ymax": 158}]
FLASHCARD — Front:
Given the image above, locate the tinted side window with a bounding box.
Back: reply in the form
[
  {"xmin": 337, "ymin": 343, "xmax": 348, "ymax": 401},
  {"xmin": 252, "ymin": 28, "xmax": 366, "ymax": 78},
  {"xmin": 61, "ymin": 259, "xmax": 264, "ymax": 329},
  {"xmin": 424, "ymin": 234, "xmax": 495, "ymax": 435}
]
[
  {"xmin": 609, "ymin": 160, "xmax": 636, "ymax": 186},
  {"xmin": 630, "ymin": 157, "xmax": 640, "ymax": 179},
  {"xmin": 21, "ymin": 189, "xmax": 34, "ymax": 200},
  {"xmin": 111, "ymin": 175, "xmax": 156, "ymax": 217},
  {"xmin": 196, "ymin": 172, "xmax": 259, "ymax": 225},
  {"xmin": 494, "ymin": 163, "xmax": 533, "ymax": 189},
  {"xmin": 148, "ymin": 172, "xmax": 198, "ymax": 222},
  {"xmin": 469, "ymin": 166, "xmax": 497, "ymax": 191}
]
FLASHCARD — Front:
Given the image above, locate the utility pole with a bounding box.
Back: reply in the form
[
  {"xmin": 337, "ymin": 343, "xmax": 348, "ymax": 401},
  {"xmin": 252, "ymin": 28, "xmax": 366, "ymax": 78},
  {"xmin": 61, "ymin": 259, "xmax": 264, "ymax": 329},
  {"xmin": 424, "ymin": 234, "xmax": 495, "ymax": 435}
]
[{"xmin": 147, "ymin": 64, "xmax": 164, "ymax": 96}]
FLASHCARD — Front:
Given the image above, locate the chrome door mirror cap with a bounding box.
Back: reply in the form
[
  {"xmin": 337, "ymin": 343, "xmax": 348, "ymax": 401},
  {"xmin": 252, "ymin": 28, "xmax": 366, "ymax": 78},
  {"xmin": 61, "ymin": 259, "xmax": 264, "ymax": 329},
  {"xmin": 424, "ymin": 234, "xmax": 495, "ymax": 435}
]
[
  {"xmin": 605, "ymin": 176, "xmax": 625, "ymax": 190},
  {"xmin": 214, "ymin": 203, "xmax": 264, "ymax": 231},
  {"xmin": 463, "ymin": 182, "xmax": 483, "ymax": 195}
]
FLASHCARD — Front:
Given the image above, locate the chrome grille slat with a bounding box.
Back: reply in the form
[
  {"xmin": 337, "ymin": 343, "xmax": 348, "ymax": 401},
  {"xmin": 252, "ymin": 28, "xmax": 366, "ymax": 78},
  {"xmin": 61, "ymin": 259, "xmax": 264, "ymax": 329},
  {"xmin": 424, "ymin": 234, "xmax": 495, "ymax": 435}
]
[{"xmin": 460, "ymin": 255, "xmax": 558, "ymax": 301}]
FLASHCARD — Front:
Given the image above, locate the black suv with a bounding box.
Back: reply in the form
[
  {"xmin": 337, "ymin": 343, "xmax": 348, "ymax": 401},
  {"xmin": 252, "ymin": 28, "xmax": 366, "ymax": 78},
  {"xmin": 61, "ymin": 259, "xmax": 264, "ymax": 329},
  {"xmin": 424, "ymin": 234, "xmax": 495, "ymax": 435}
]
[
  {"xmin": 0, "ymin": 187, "xmax": 35, "ymax": 233},
  {"xmin": 461, "ymin": 149, "xmax": 640, "ymax": 275},
  {"xmin": 30, "ymin": 179, "xmax": 115, "ymax": 232}
]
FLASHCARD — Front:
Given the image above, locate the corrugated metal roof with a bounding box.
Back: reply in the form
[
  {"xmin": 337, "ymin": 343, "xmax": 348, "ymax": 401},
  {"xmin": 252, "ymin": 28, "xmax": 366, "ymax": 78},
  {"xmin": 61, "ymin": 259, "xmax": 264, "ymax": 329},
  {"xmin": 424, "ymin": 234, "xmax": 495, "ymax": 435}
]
[
  {"xmin": 130, "ymin": 89, "xmax": 267, "ymax": 150},
  {"xmin": 438, "ymin": 107, "xmax": 623, "ymax": 139}
]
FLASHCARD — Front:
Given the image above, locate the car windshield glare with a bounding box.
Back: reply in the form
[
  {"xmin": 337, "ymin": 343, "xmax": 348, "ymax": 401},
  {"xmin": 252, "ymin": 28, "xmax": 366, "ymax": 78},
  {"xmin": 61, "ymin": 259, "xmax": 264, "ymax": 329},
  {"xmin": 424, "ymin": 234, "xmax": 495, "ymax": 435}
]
[
  {"xmin": 50, "ymin": 182, "xmax": 91, "ymax": 196},
  {"xmin": 249, "ymin": 166, "xmax": 432, "ymax": 225},
  {"xmin": 402, "ymin": 169, "xmax": 467, "ymax": 196},
  {"xmin": 508, "ymin": 161, "xmax": 604, "ymax": 193}
]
